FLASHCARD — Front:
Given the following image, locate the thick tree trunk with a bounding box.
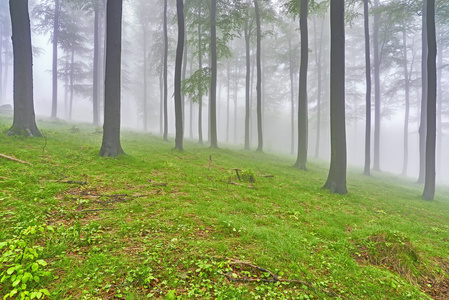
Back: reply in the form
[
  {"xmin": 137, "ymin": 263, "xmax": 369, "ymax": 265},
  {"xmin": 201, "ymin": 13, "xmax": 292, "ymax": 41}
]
[
  {"xmin": 423, "ymin": 0, "xmax": 436, "ymax": 200},
  {"xmin": 163, "ymin": 0, "xmax": 169, "ymax": 141},
  {"xmin": 363, "ymin": 0, "xmax": 371, "ymax": 176},
  {"xmin": 8, "ymin": 0, "xmax": 41, "ymax": 137},
  {"xmin": 93, "ymin": 2, "xmax": 100, "ymax": 126},
  {"xmin": 174, "ymin": 0, "xmax": 184, "ymax": 151},
  {"xmin": 244, "ymin": 22, "xmax": 251, "ymax": 150},
  {"xmin": 372, "ymin": 0, "xmax": 381, "ymax": 171},
  {"xmin": 209, "ymin": 0, "xmax": 218, "ymax": 148},
  {"xmin": 295, "ymin": 0, "xmax": 308, "ymax": 169},
  {"xmin": 254, "ymin": 0, "xmax": 263, "ymax": 152},
  {"xmin": 51, "ymin": 0, "xmax": 59, "ymax": 119},
  {"xmin": 100, "ymin": 0, "xmax": 124, "ymax": 157},
  {"xmin": 401, "ymin": 30, "xmax": 410, "ymax": 176},
  {"xmin": 322, "ymin": 0, "xmax": 347, "ymax": 194},
  {"xmin": 418, "ymin": 0, "xmax": 428, "ymax": 184}
]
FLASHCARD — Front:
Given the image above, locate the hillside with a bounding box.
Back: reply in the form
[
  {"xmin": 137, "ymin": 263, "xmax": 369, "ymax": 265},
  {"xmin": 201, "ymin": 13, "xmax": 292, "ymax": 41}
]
[{"xmin": 1, "ymin": 116, "xmax": 449, "ymax": 299}]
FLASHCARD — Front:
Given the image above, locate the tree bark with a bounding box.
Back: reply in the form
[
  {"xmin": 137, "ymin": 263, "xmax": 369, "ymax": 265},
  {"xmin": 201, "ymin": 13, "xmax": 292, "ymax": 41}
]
[
  {"xmin": 372, "ymin": 0, "xmax": 381, "ymax": 171},
  {"xmin": 322, "ymin": 0, "xmax": 347, "ymax": 194},
  {"xmin": 363, "ymin": 0, "xmax": 371, "ymax": 176},
  {"xmin": 93, "ymin": 1, "xmax": 100, "ymax": 126},
  {"xmin": 100, "ymin": 0, "xmax": 124, "ymax": 157},
  {"xmin": 254, "ymin": 0, "xmax": 263, "ymax": 152},
  {"xmin": 174, "ymin": 0, "xmax": 184, "ymax": 151},
  {"xmin": 197, "ymin": 2, "xmax": 203, "ymax": 145},
  {"xmin": 423, "ymin": 0, "xmax": 436, "ymax": 200},
  {"xmin": 226, "ymin": 60, "xmax": 230, "ymax": 144},
  {"xmin": 295, "ymin": 0, "xmax": 308, "ymax": 169},
  {"xmin": 244, "ymin": 20, "xmax": 251, "ymax": 150},
  {"xmin": 8, "ymin": 0, "xmax": 41, "ymax": 137},
  {"xmin": 163, "ymin": 0, "xmax": 169, "ymax": 141},
  {"xmin": 209, "ymin": 0, "xmax": 218, "ymax": 148},
  {"xmin": 401, "ymin": 30, "xmax": 410, "ymax": 176},
  {"xmin": 418, "ymin": 0, "xmax": 428, "ymax": 184},
  {"xmin": 436, "ymin": 32, "xmax": 442, "ymax": 177},
  {"xmin": 51, "ymin": 0, "xmax": 59, "ymax": 119}
]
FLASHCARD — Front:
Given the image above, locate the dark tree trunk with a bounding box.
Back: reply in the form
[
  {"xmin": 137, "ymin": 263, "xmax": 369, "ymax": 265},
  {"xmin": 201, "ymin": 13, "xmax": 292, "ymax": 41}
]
[
  {"xmin": 423, "ymin": 0, "xmax": 436, "ymax": 200},
  {"xmin": 401, "ymin": 30, "xmax": 410, "ymax": 176},
  {"xmin": 244, "ymin": 21, "xmax": 251, "ymax": 150},
  {"xmin": 174, "ymin": 0, "xmax": 184, "ymax": 151},
  {"xmin": 100, "ymin": 0, "xmax": 124, "ymax": 157},
  {"xmin": 363, "ymin": 0, "xmax": 371, "ymax": 176},
  {"xmin": 8, "ymin": 0, "xmax": 41, "ymax": 137},
  {"xmin": 418, "ymin": 0, "xmax": 428, "ymax": 184},
  {"xmin": 372, "ymin": 0, "xmax": 381, "ymax": 172},
  {"xmin": 51, "ymin": 0, "xmax": 59, "ymax": 119},
  {"xmin": 254, "ymin": 0, "xmax": 263, "ymax": 152},
  {"xmin": 93, "ymin": 1, "xmax": 100, "ymax": 126},
  {"xmin": 197, "ymin": 3, "xmax": 203, "ymax": 145},
  {"xmin": 322, "ymin": 0, "xmax": 347, "ymax": 194},
  {"xmin": 209, "ymin": 0, "xmax": 218, "ymax": 148},
  {"xmin": 295, "ymin": 0, "xmax": 308, "ymax": 169},
  {"xmin": 163, "ymin": 0, "xmax": 169, "ymax": 141}
]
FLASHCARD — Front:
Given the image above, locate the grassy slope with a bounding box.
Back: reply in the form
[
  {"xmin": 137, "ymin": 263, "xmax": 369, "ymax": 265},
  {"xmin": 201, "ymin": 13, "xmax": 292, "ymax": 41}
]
[{"xmin": 1, "ymin": 115, "xmax": 448, "ymax": 300}]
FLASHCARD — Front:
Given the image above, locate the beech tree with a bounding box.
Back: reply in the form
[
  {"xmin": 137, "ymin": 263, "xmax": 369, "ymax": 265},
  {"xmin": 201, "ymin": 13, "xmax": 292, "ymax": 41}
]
[
  {"xmin": 210, "ymin": 0, "xmax": 218, "ymax": 148},
  {"xmin": 99, "ymin": 0, "xmax": 124, "ymax": 157},
  {"xmin": 174, "ymin": 0, "xmax": 185, "ymax": 150},
  {"xmin": 8, "ymin": 0, "xmax": 41, "ymax": 137},
  {"xmin": 322, "ymin": 0, "xmax": 347, "ymax": 194},
  {"xmin": 363, "ymin": 0, "xmax": 371, "ymax": 176}
]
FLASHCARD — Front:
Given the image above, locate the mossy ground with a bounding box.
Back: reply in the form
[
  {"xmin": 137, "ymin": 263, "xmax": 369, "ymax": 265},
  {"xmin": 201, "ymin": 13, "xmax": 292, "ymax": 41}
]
[{"xmin": 1, "ymin": 115, "xmax": 449, "ymax": 299}]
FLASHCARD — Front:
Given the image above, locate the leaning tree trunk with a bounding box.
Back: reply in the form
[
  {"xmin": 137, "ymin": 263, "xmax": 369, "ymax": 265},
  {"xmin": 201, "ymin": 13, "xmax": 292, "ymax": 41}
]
[
  {"xmin": 254, "ymin": 0, "xmax": 263, "ymax": 152},
  {"xmin": 401, "ymin": 30, "xmax": 410, "ymax": 176},
  {"xmin": 209, "ymin": 0, "xmax": 218, "ymax": 148},
  {"xmin": 363, "ymin": 0, "xmax": 372, "ymax": 176},
  {"xmin": 100, "ymin": 0, "xmax": 124, "ymax": 157},
  {"xmin": 322, "ymin": 0, "xmax": 347, "ymax": 194},
  {"xmin": 8, "ymin": 0, "xmax": 41, "ymax": 137},
  {"xmin": 423, "ymin": 0, "xmax": 436, "ymax": 201},
  {"xmin": 174, "ymin": 0, "xmax": 184, "ymax": 151},
  {"xmin": 51, "ymin": 0, "xmax": 59, "ymax": 119},
  {"xmin": 418, "ymin": 0, "xmax": 428, "ymax": 184},
  {"xmin": 295, "ymin": 0, "xmax": 308, "ymax": 170},
  {"xmin": 163, "ymin": 0, "xmax": 169, "ymax": 141}
]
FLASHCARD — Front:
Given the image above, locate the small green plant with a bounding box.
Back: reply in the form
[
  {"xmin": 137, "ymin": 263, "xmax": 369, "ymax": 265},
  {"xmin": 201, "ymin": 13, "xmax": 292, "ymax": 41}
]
[{"xmin": 0, "ymin": 225, "xmax": 53, "ymax": 299}]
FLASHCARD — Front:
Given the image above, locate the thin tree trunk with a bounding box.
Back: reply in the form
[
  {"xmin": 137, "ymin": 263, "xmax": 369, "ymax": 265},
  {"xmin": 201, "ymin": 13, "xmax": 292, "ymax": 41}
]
[
  {"xmin": 69, "ymin": 49, "xmax": 74, "ymax": 120},
  {"xmin": 8, "ymin": 0, "xmax": 41, "ymax": 137},
  {"xmin": 254, "ymin": 0, "xmax": 263, "ymax": 152},
  {"xmin": 226, "ymin": 60, "xmax": 230, "ymax": 143},
  {"xmin": 100, "ymin": 0, "xmax": 124, "ymax": 157},
  {"xmin": 295, "ymin": 0, "xmax": 308, "ymax": 169},
  {"xmin": 142, "ymin": 28, "xmax": 148, "ymax": 131},
  {"xmin": 314, "ymin": 17, "xmax": 324, "ymax": 159},
  {"xmin": 163, "ymin": 0, "xmax": 169, "ymax": 141},
  {"xmin": 0, "ymin": 23, "xmax": 3, "ymax": 105},
  {"xmin": 373, "ymin": 0, "xmax": 381, "ymax": 171},
  {"xmin": 182, "ymin": 37, "xmax": 188, "ymax": 130},
  {"xmin": 418, "ymin": 0, "xmax": 428, "ymax": 184},
  {"xmin": 93, "ymin": 2, "xmax": 100, "ymax": 126},
  {"xmin": 64, "ymin": 53, "xmax": 69, "ymax": 118},
  {"xmin": 401, "ymin": 30, "xmax": 410, "ymax": 176},
  {"xmin": 174, "ymin": 0, "xmax": 184, "ymax": 151},
  {"xmin": 197, "ymin": 2, "xmax": 203, "ymax": 144},
  {"xmin": 244, "ymin": 21, "xmax": 251, "ymax": 150},
  {"xmin": 423, "ymin": 0, "xmax": 436, "ymax": 200},
  {"xmin": 363, "ymin": 0, "xmax": 371, "ymax": 176},
  {"xmin": 322, "ymin": 0, "xmax": 347, "ymax": 194},
  {"xmin": 159, "ymin": 68, "xmax": 163, "ymax": 135},
  {"xmin": 288, "ymin": 25, "xmax": 295, "ymax": 155},
  {"xmin": 51, "ymin": 0, "xmax": 60, "ymax": 119},
  {"xmin": 436, "ymin": 32, "xmax": 442, "ymax": 178},
  {"xmin": 209, "ymin": 0, "xmax": 218, "ymax": 148}
]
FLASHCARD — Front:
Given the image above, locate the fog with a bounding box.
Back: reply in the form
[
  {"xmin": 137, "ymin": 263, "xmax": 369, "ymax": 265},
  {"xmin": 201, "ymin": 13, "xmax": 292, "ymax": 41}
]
[{"xmin": 1, "ymin": 0, "xmax": 448, "ymax": 185}]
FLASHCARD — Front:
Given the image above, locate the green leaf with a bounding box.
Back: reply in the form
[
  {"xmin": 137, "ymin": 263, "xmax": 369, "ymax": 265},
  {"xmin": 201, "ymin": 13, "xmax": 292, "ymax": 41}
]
[
  {"xmin": 12, "ymin": 278, "xmax": 20, "ymax": 287},
  {"xmin": 32, "ymin": 263, "xmax": 39, "ymax": 272},
  {"xmin": 30, "ymin": 291, "xmax": 37, "ymax": 299},
  {"xmin": 6, "ymin": 267, "xmax": 15, "ymax": 275},
  {"xmin": 34, "ymin": 275, "xmax": 40, "ymax": 283},
  {"xmin": 36, "ymin": 291, "xmax": 43, "ymax": 299},
  {"xmin": 40, "ymin": 289, "xmax": 50, "ymax": 296},
  {"xmin": 36, "ymin": 260, "xmax": 47, "ymax": 267}
]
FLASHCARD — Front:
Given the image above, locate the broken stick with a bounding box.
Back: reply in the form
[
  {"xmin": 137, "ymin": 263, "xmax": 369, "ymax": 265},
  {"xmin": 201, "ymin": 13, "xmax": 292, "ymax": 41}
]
[{"xmin": 0, "ymin": 153, "xmax": 33, "ymax": 166}]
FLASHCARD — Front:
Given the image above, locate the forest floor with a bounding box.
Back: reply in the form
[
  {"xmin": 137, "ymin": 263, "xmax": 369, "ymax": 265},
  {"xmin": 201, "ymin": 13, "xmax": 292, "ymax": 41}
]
[{"xmin": 1, "ymin": 115, "xmax": 449, "ymax": 300}]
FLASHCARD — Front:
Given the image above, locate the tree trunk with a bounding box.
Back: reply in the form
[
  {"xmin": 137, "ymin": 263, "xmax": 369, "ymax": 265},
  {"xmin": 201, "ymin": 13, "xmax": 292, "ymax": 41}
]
[
  {"xmin": 197, "ymin": 3, "xmax": 203, "ymax": 145},
  {"xmin": 226, "ymin": 60, "xmax": 230, "ymax": 144},
  {"xmin": 423, "ymin": 0, "xmax": 436, "ymax": 200},
  {"xmin": 0, "ymin": 22, "xmax": 3, "ymax": 105},
  {"xmin": 51, "ymin": 0, "xmax": 59, "ymax": 119},
  {"xmin": 436, "ymin": 32, "xmax": 442, "ymax": 178},
  {"xmin": 244, "ymin": 21, "xmax": 251, "ymax": 150},
  {"xmin": 401, "ymin": 30, "xmax": 410, "ymax": 176},
  {"xmin": 254, "ymin": 0, "xmax": 263, "ymax": 152},
  {"xmin": 100, "ymin": 0, "xmax": 124, "ymax": 157},
  {"xmin": 418, "ymin": 0, "xmax": 428, "ymax": 184},
  {"xmin": 295, "ymin": 0, "xmax": 308, "ymax": 169},
  {"xmin": 93, "ymin": 1, "xmax": 100, "ymax": 126},
  {"xmin": 163, "ymin": 0, "xmax": 169, "ymax": 141},
  {"xmin": 322, "ymin": 0, "xmax": 347, "ymax": 194},
  {"xmin": 363, "ymin": 0, "xmax": 371, "ymax": 176},
  {"xmin": 314, "ymin": 17, "xmax": 324, "ymax": 160},
  {"xmin": 174, "ymin": 0, "xmax": 184, "ymax": 151},
  {"xmin": 8, "ymin": 0, "xmax": 41, "ymax": 137},
  {"xmin": 182, "ymin": 37, "xmax": 188, "ymax": 130},
  {"xmin": 372, "ymin": 0, "xmax": 381, "ymax": 171},
  {"xmin": 209, "ymin": 0, "xmax": 218, "ymax": 148},
  {"xmin": 142, "ymin": 28, "xmax": 148, "ymax": 131},
  {"xmin": 69, "ymin": 49, "xmax": 74, "ymax": 120},
  {"xmin": 288, "ymin": 25, "xmax": 295, "ymax": 155}
]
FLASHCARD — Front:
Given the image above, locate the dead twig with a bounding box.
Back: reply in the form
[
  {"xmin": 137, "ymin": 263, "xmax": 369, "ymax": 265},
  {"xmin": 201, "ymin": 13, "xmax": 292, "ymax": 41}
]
[
  {"xmin": 52, "ymin": 180, "xmax": 87, "ymax": 185},
  {"xmin": 232, "ymin": 168, "xmax": 242, "ymax": 181},
  {"xmin": 0, "ymin": 153, "xmax": 33, "ymax": 166},
  {"xmin": 0, "ymin": 176, "xmax": 9, "ymax": 180},
  {"xmin": 260, "ymin": 175, "xmax": 274, "ymax": 178}
]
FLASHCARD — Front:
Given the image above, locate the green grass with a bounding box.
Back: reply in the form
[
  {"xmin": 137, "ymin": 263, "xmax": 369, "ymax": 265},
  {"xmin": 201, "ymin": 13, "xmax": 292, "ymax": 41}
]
[{"xmin": 1, "ymin": 115, "xmax": 448, "ymax": 300}]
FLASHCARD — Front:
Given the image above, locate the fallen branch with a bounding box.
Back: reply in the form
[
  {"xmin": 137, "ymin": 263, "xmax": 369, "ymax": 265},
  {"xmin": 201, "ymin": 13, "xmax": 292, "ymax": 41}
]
[
  {"xmin": 260, "ymin": 174, "xmax": 274, "ymax": 178},
  {"xmin": 52, "ymin": 180, "xmax": 87, "ymax": 185},
  {"xmin": 0, "ymin": 153, "xmax": 33, "ymax": 166},
  {"xmin": 0, "ymin": 176, "xmax": 9, "ymax": 180},
  {"xmin": 227, "ymin": 181, "xmax": 257, "ymax": 190}
]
